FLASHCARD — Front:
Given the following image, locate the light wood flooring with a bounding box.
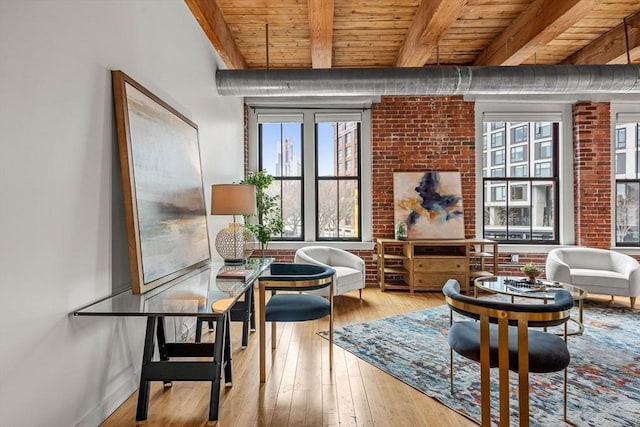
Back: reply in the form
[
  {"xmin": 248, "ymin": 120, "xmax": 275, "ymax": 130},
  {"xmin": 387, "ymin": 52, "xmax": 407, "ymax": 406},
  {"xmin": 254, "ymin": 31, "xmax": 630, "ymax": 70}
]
[{"xmin": 101, "ymin": 287, "xmax": 476, "ymax": 427}]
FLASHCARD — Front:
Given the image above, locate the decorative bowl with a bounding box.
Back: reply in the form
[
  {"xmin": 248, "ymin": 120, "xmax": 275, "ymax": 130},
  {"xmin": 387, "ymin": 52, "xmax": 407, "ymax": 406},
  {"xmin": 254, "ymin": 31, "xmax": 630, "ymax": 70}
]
[{"xmin": 521, "ymin": 266, "xmax": 543, "ymax": 283}]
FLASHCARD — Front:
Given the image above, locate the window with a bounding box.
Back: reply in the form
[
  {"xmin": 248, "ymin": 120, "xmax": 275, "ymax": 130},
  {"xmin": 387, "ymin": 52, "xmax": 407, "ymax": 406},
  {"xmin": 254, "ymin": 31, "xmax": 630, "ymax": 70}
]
[
  {"xmin": 491, "ymin": 131, "xmax": 504, "ymax": 148},
  {"xmin": 616, "ymin": 182, "xmax": 640, "ymax": 244},
  {"xmin": 510, "ymin": 165, "xmax": 527, "ymax": 177},
  {"xmin": 534, "ymin": 162, "xmax": 552, "ymax": 177},
  {"xmin": 491, "ymin": 186, "xmax": 506, "ymax": 202},
  {"xmin": 491, "ymin": 149, "xmax": 505, "ymax": 165},
  {"xmin": 535, "ymin": 141, "xmax": 552, "ymax": 160},
  {"xmin": 510, "ymin": 184, "xmax": 527, "ymax": 201},
  {"xmin": 535, "ymin": 122, "xmax": 551, "ymax": 138},
  {"xmin": 613, "ymin": 116, "xmax": 640, "ymax": 246},
  {"xmin": 616, "ymin": 128, "xmax": 627, "ymax": 149},
  {"xmin": 480, "ymin": 116, "xmax": 560, "ymax": 244},
  {"xmin": 616, "ymin": 153, "xmax": 626, "ymax": 175},
  {"xmin": 250, "ymin": 108, "xmax": 370, "ymax": 244},
  {"xmin": 258, "ymin": 119, "xmax": 303, "ymax": 239},
  {"xmin": 512, "ymin": 124, "xmax": 528, "ymax": 143},
  {"xmin": 317, "ymin": 120, "xmax": 360, "ymax": 239},
  {"xmin": 510, "ymin": 145, "xmax": 527, "ymax": 162}
]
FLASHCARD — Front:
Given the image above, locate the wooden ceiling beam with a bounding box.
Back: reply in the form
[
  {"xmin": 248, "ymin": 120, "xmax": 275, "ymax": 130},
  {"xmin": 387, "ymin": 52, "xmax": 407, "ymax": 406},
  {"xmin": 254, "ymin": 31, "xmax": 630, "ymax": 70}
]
[
  {"xmin": 562, "ymin": 10, "xmax": 640, "ymax": 65},
  {"xmin": 185, "ymin": 0, "xmax": 247, "ymax": 70},
  {"xmin": 474, "ymin": 0, "xmax": 599, "ymax": 66},
  {"xmin": 394, "ymin": 0, "xmax": 467, "ymax": 67},
  {"xmin": 308, "ymin": 0, "xmax": 334, "ymax": 68}
]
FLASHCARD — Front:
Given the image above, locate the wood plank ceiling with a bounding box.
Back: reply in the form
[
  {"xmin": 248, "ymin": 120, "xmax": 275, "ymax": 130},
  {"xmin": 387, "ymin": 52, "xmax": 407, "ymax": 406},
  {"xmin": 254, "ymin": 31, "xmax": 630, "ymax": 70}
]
[{"xmin": 185, "ymin": 0, "xmax": 640, "ymax": 70}]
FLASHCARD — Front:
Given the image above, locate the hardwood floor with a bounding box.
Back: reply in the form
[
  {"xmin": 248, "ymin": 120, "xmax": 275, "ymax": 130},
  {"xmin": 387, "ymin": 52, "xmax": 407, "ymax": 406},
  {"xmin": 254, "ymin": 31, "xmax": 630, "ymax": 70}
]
[{"xmin": 101, "ymin": 287, "xmax": 475, "ymax": 427}]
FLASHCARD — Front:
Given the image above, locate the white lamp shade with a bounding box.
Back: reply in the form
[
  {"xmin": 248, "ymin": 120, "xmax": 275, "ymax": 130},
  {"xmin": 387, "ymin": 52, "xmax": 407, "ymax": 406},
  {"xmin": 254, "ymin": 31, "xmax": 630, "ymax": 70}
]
[{"xmin": 210, "ymin": 184, "xmax": 257, "ymax": 216}]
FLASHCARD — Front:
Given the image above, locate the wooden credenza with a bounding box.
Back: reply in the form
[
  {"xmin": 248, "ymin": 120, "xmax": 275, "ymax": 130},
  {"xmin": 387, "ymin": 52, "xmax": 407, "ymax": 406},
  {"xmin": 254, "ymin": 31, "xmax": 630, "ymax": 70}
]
[{"xmin": 376, "ymin": 238, "xmax": 498, "ymax": 294}]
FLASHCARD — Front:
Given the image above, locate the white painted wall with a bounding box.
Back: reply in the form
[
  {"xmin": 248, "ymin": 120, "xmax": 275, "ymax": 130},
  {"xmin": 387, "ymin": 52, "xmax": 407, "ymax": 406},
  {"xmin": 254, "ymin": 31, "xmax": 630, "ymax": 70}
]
[{"xmin": 0, "ymin": 1, "xmax": 244, "ymax": 425}]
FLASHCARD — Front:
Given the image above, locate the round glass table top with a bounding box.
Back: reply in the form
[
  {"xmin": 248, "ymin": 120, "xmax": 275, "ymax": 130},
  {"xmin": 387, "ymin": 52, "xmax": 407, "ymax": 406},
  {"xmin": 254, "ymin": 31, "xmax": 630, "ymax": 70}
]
[{"xmin": 475, "ymin": 276, "xmax": 587, "ymax": 300}]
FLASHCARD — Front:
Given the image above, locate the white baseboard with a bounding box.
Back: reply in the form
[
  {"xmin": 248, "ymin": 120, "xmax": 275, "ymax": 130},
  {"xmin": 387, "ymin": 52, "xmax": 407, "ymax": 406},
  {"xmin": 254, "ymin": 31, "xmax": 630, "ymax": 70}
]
[{"xmin": 74, "ymin": 373, "xmax": 139, "ymax": 427}]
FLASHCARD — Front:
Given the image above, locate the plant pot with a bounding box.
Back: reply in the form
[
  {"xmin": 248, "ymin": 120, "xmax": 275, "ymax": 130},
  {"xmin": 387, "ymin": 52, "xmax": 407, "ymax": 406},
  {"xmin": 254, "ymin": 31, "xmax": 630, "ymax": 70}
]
[{"xmin": 521, "ymin": 267, "xmax": 542, "ymax": 283}]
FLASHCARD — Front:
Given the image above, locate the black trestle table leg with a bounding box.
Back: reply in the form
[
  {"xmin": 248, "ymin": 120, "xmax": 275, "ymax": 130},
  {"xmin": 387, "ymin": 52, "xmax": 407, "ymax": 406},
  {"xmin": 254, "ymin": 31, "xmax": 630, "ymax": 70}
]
[
  {"xmin": 224, "ymin": 314, "xmax": 233, "ymax": 385},
  {"xmin": 156, "ymin": 316, "xmax": 172, "ymax": 387},
  {"xmin": 210, "ymin": 314, "xmax": 227, "ymax": 421},
  {"xmin": 136, "ymin": 316, "xmax": 157, "ymax": 421}
]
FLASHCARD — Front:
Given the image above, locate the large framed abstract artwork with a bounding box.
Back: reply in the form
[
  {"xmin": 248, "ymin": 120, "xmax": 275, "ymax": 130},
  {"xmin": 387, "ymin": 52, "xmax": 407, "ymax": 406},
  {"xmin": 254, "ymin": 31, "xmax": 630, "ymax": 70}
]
[
  {"xmin": 112, "ymin": 70, "xmax": 211, "ymax": 294},
  {"xmin": 393, "ymin": 171, "xmax": 465, "ymax": 239}
]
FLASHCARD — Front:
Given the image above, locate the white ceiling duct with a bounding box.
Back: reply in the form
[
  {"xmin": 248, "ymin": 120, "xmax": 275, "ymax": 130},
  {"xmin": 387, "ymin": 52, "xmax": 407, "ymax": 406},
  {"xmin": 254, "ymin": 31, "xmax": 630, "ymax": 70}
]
[{"xmin": 216, "ymin": 64, "xmax": 640, "ymax": 97}]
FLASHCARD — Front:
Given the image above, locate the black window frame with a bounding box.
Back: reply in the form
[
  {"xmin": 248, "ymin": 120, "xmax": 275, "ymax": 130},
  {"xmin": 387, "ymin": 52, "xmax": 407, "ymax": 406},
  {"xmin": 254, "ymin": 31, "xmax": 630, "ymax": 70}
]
[
  {"xmin": 483, "ymin": 123, "xmax": 560, "ymax": 244},
  {"xmin": 257, "ymin": 122, "xmax": 305, "ymax": 241},
  {"xmin": 616, "ymin": 123, "xmax": 640, "ymax": 246},
  {"xmin": 315, "ymin": 121, "xmax": 362, "ymax": 242}
]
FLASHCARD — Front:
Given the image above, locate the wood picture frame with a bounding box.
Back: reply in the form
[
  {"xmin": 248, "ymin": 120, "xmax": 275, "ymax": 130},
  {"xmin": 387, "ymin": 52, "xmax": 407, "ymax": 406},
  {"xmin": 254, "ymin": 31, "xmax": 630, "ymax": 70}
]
[{"xmin": 112, "ymin": 70, "xmax": 211, "ymax": 294}]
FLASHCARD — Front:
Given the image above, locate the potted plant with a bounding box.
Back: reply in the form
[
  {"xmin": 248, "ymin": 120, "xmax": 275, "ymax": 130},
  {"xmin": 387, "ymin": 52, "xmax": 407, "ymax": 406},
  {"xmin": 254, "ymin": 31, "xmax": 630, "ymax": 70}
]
[
  {"xmin": 522, "ymin": 263, "xmax": 543, "ymax": 282},
  {"xmin": 395, "ymin": 221, "xmax": 407, "ymax": 240},
  {"xmin": 241, "ymin": 170, "xmax": 284, "ymax": 259}
]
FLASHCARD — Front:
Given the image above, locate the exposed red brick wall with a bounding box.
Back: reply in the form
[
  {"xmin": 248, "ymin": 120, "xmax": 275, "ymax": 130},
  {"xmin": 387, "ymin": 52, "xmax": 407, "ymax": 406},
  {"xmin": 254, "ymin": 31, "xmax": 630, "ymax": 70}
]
[
  {"xmin": 371, "ymin": 96, "xmax": 476, "ymax": 240},
  {"xmin": 244, "ymin": 97, "xmax": 621, "ymax": 289},
  {"xmin": 573, "ymin": 102, "xmax": 611, "ymax": 248}
]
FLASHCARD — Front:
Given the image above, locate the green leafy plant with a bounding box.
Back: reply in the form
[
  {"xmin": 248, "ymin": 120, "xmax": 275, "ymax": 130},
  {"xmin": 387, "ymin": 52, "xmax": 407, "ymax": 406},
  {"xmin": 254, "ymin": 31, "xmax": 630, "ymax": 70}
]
[
  {"xmin": 522, "ymin": 262, "xmax": 542, "ymax": 275},
  {"xmin": 395, "ymin": 221, "xmax": 407, "ymax": 240},
  {"xmin": 241, "ymin": 170, "xmax": 284, "ymax": 257}
]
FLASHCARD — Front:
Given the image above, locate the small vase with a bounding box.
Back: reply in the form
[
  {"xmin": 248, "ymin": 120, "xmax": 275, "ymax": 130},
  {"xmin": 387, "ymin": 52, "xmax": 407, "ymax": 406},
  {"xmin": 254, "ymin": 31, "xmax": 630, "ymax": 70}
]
[{"xmin": 395, "ymin": 221, "xmax": 407, "ymax": 240}]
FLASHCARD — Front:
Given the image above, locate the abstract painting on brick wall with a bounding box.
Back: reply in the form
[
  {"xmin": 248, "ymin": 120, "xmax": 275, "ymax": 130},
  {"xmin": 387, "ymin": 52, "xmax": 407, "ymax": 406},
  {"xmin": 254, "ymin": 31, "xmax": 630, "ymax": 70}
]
[{"xmin": 393, "ymin": 171, "xmax": 464, "ymax": 239}]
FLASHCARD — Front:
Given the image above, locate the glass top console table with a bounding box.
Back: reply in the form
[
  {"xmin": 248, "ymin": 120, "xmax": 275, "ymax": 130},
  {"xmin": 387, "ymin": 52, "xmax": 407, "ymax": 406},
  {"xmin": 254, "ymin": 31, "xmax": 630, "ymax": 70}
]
[{"xmin": 74, "ymin": 258, "xmax": 272, "ymax": 422}]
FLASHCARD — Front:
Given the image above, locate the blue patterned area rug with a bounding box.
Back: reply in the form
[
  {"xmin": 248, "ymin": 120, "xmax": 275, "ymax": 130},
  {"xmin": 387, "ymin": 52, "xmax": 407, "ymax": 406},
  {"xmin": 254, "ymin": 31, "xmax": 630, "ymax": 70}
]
[{"xmin": 321, "ymin": 300, "xmax": 640, "ymax": 426}]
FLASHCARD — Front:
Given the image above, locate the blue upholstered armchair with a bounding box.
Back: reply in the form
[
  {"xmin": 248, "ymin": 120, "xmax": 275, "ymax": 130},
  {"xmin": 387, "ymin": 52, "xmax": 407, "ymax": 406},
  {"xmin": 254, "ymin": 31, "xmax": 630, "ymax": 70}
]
[
  {"xmin": 258, "ymin": 263, "xmax": 335, "ymax": 383},
  {"xmin": 443, "ymin": 279, "xmax": 573, "ymax": 426}
]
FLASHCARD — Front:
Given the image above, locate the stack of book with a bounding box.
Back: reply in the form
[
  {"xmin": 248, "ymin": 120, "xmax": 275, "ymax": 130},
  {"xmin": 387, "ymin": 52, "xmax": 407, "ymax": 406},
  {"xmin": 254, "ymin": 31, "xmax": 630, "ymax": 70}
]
[{"xmin": 216, "ymin": 269, "xmax": 253, "ymax": 280}]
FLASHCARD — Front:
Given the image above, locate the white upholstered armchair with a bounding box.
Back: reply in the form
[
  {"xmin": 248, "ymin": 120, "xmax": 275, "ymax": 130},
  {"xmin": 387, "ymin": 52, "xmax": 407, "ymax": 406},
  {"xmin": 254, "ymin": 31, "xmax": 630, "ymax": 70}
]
[
  {"xmin": 294, "ymin": 246, "xmax": 366, "ymax": 299},
  {"xmin": 546, "ymin": 247, "xmax": 640, "ymax": 308}
]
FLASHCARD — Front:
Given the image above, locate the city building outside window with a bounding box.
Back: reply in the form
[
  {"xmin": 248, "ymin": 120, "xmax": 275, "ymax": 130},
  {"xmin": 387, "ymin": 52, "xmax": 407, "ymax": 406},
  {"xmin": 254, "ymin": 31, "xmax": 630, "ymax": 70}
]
[
  {"xmin": 614, "ymin": 116, "xmax": 640, "ymax": 246},
  {"xmin": 249, "ymin": 108, "xmax": 370, "ymax": 244},
  {"xmin": 257, "ymin": 119, "xmax": 304, "ymax": 240},
  {"xmin": 481, "ymin": 119, "xmax": 560, "ymax": 244},
  {"xmin": 317, "ymin": 119, "xmax": 360, "ymax": 240}
]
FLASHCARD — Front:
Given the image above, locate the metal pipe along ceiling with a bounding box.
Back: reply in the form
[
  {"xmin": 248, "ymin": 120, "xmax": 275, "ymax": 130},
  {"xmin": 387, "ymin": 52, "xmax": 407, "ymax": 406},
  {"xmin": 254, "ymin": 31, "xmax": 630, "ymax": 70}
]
[{"xmin": 216, "ymin": 64, "xmax": 640, "ymax": 97}]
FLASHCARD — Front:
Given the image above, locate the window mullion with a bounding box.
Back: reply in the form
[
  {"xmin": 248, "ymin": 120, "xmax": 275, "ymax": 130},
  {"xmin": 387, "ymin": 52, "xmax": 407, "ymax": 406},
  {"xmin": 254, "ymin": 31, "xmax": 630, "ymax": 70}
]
[{"xmin": 304, "ymin": 112, "xmax": 316, "ymax": 240}]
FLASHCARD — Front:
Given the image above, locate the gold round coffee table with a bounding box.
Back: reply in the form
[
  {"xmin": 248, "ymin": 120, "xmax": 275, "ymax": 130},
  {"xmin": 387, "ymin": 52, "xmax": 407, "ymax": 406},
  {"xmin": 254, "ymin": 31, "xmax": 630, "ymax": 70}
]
[{"xmin": 474, "ymin": 276, "xmax": 587, "ymax": 335}]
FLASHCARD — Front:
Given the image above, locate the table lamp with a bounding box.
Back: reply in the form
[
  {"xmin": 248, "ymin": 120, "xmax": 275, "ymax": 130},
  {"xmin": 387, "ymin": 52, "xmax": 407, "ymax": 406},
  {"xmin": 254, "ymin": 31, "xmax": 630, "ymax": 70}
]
[{"xmin": 210, "ymin": 184, "xmax": 258, "ymax": 265}]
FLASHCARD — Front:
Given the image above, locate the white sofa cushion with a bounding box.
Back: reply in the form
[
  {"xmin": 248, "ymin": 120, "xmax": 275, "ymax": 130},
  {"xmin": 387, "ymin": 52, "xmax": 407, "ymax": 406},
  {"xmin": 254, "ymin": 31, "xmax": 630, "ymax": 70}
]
[{"xmin": 570, "ymin": 268, "xmax": 629, "ymax": 290}]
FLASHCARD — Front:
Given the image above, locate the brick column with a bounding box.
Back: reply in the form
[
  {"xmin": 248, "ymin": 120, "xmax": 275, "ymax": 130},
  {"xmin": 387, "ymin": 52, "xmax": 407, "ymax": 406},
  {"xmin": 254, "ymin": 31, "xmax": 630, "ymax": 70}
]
[
  {"xmin": 371, "ymin": 96, "xmax": 476, "ymax": 239},
  {"xmin": 573, "ymin": 102, "xmax": 611, "ymax": 248}
]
